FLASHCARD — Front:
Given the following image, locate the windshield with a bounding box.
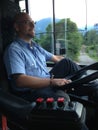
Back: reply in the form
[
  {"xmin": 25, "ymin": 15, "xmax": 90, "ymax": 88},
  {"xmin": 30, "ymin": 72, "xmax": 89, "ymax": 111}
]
[{"xmin": 19, "ymin": 0, "xmax": 98, "ymax": 65}]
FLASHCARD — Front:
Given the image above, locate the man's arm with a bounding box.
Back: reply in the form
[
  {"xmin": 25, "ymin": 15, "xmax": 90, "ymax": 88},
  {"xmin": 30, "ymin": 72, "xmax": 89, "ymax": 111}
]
[
  {"xmin": 11, "ymin": 74, "xmax": 71, "ymax": 89},
  {"xmin": 51, "ymin": 55, "xmax": 65, "ymax": 63}
]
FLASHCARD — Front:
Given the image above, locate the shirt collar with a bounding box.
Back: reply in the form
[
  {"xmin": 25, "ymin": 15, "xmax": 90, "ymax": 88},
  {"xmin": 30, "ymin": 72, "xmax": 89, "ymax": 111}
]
[{"xmin": 15, "ymin": 38, "xmax": 35, "ymax": 49}]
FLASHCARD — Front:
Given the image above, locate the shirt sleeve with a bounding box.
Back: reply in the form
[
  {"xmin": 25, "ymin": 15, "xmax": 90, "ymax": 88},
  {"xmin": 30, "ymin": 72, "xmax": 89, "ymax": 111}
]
[{"xmin": 3, "ymin": 45, "xmax": 26, "ymax": 79}]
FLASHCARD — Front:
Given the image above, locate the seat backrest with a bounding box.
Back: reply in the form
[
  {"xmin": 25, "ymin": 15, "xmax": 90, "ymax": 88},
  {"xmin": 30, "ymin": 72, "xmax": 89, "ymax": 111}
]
[
  {"xmin": 0, "ymin": 0, "xmax": 20, "ymax": 91},
  {"xmin": 0, "ymin": 53, "xmax": 10, "ymax": 91}
]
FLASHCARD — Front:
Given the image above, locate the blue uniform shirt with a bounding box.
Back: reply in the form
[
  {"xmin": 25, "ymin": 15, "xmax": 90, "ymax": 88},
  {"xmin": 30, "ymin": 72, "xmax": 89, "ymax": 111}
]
[{"xmin": 3, "ymin": 38, "xmax": 53, "ymax": 91}]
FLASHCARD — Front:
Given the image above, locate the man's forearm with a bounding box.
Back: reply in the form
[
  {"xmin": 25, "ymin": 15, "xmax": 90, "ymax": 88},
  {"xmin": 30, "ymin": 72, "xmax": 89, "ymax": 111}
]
[
  {"xmin": 51, "ymin": 55, "xmax": 64, "ymax": 63},
  {"xmin": 14, "ymin": 74, "xmax": 51, "ymax": 88}
]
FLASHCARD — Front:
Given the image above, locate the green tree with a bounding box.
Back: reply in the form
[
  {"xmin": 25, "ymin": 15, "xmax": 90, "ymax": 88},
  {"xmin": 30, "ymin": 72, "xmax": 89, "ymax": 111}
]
[
  {"xmin": 83, "ymin": 29, "xmax": 98, "ymax": 60},
  {"xmin": 84, "ymin": 30, "xmax": 98, "ymax": 45},
  {"xmin": 67, "ymin": 18, "xmax": 83, "ymax": 61},
  {"xmin": 37, "ymin": 18, "xmax": 83, "ymax": 61}
]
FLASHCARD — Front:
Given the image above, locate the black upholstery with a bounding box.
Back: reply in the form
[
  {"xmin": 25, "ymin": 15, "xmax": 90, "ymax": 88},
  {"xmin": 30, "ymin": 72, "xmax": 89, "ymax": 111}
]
[{"xmin": 0, "ymin": 0, "xmax": 20, "ymax": 91}]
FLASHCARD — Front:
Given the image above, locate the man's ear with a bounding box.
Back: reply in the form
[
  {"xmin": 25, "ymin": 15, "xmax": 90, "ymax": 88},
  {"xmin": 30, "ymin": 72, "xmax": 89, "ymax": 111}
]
[{"xmin": 14, "ymin": 23, "xmax": 19, "ymax": 32}]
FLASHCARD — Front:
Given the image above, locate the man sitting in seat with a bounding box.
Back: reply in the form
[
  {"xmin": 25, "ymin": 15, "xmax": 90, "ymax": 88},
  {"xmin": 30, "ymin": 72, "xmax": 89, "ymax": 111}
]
[{"xmin": 3, "ymin": 12, "xmax": 87, "ymax": 102}]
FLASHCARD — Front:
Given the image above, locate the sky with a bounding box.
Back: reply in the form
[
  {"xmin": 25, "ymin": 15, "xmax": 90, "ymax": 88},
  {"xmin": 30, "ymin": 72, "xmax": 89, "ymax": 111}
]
[{"xmin": 20, "ymin": 0, "xmax": 98, "ymax": 28}]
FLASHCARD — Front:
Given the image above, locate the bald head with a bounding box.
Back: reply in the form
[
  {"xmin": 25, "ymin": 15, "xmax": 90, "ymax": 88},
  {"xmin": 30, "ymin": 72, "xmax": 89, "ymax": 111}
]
[{"xmin": 13, "ymin": 12, "xmax": 30, "ymax": 24}]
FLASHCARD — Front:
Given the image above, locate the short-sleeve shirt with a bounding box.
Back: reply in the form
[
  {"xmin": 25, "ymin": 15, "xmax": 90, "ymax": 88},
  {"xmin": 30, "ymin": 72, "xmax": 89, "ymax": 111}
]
[{"xmin": 3, "ymin": 38, "xmax": 53, "ymax": 91}]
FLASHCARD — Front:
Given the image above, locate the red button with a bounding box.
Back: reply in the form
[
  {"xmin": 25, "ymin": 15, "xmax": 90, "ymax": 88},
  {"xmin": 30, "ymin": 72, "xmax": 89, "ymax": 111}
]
[
  {"xmin": 57, "ymin": 97, "xmax": 65, "ymax": 107},
  {"xmin": 57, "ymin": 97, "xmax": 65, "ymax": 102},
  {"xmin": 46, "ymin": 97, "xmax": 54, "ymax": 108},
  {"xmin": 36, "ymin": 97, "xmax": 44, "ymax": 103},
  {"xmin": 46, "ymin": 97, "xmax": 54, "ymax": 103}
]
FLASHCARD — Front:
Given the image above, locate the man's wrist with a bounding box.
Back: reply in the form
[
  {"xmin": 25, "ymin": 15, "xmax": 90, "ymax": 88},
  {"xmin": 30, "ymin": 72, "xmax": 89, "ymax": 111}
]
[
  {"xmin": 50, "ymin": 74, "xmax": 54, "ymax": 86},
  {"xmin": 50, "ymin": 78, "xmax": 53, "ymax": 86}
]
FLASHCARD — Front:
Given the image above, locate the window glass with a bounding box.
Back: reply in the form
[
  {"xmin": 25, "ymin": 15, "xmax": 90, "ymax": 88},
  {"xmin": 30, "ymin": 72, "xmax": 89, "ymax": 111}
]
[
  {"xmin": 19, "ymin": 0, "xmax": 26, "ymax": 12},
  {"xmin": 28, "ymin": 0, "xmax": 98, "ymax": 65},
  {"xmin": 28, "ymin": 0, "xmax": 54, "ymax": 53}
]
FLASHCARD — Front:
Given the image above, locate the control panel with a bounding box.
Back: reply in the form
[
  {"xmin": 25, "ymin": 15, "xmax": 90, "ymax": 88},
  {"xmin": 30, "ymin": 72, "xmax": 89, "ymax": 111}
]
[{"xmin": 28, "ymin": 97, "xmax": 86, "ymax": 129}]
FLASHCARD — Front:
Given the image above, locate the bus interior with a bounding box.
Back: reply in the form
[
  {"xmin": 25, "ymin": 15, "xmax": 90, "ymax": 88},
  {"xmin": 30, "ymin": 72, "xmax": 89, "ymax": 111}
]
[{"xmin": 0, "ymin": 0, "xmax": 98, "ymax": 130}]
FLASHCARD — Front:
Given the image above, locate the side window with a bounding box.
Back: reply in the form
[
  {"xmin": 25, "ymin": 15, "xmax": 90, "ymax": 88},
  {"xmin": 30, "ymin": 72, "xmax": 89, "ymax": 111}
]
[
  {"xmin": 23, "ymin": 0, "xmax": 98, "ymax": 65},
  {"xmin": 19, "ymin": 0, "xmax": 27, "ymax": 12}
]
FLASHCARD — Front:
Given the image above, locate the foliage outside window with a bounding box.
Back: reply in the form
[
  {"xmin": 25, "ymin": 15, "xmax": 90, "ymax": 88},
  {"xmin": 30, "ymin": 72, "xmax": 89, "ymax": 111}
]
[{"xmin": 20, "ymin": 0, "xmax": 98, "ymax": 65}]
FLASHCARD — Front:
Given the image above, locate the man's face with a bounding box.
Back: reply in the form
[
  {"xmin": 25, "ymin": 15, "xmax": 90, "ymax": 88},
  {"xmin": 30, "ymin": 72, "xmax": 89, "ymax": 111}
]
[{"xmin": 14, "ymin": 14, "xmax": 35, "ymax": 39}]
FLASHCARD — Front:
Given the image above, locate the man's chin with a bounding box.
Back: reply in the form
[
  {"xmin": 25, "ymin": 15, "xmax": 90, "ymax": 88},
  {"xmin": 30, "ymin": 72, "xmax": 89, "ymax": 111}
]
[{"xmin": 27, "ymin": 34, "xmax": 34, "ymax": 39}]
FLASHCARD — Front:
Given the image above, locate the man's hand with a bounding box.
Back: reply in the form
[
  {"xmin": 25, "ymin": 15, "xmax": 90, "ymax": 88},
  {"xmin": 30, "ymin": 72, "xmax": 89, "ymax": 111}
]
[
  {"xmin": 51, "ymin": 55, "xmax": 65, "ymax": 63},
  {"xmin": 50, "ymin": 78, "xmax": 72, "ymax": 87}
]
